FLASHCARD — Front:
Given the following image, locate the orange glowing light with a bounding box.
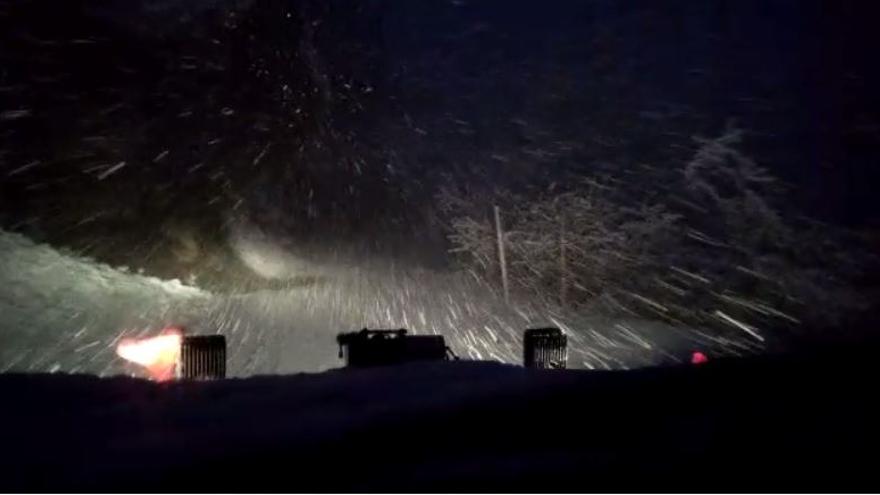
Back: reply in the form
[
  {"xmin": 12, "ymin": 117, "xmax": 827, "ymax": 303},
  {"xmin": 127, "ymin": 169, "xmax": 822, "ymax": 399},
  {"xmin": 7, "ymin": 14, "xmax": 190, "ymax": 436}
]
[{"xmin": 116, "ymin": 327, "xmax": 183, "ymax": 381}]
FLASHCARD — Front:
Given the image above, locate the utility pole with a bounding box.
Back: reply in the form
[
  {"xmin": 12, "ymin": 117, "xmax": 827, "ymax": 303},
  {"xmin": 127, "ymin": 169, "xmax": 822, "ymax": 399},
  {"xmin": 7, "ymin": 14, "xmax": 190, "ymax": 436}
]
[{"xmin": 493, "ymin": 205, "xmax": 510, "ymax": 303}]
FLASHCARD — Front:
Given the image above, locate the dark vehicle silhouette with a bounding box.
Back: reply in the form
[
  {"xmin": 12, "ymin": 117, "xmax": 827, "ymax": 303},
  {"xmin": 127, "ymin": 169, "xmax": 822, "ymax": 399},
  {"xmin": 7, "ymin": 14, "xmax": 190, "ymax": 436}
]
[{"xmin": 337, "ymin": 328, "xmax": 454, "ymax": 368}]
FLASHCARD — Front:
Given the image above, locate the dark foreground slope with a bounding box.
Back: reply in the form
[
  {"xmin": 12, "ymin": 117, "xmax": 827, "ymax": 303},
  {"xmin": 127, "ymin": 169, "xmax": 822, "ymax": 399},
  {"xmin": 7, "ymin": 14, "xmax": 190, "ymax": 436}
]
[{"xmin": 1, "ymin": 345, "xmax": 878, "ymax": 492}]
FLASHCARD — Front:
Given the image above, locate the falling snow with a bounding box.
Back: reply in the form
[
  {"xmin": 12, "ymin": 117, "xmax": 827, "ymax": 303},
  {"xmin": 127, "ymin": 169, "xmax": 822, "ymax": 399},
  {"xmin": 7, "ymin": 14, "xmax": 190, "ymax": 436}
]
[{"xmin": 0, "ymin": 0, "xmax": 877, "ymax": 378}]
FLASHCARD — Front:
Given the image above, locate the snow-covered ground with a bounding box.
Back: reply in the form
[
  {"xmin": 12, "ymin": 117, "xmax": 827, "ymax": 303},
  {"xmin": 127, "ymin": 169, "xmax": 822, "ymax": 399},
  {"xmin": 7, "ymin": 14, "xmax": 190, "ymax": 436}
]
[
  {"xmin": 0, "ymin": 229, "xmax": 209, "ymax": 376},
  {"xmin": 0, "ymin": 351, "xmax": 876, "ymax": 491},
  {"xmin": 0, "ymin": 229, "xmax": 757, "ymax": 378}
]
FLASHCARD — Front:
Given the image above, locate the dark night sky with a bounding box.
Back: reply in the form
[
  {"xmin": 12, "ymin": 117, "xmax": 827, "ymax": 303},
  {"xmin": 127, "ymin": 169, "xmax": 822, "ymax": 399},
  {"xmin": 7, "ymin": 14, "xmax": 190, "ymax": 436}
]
[{"xmin": 381, "ymin": 0, "xmax": 880, "ymax": 225}]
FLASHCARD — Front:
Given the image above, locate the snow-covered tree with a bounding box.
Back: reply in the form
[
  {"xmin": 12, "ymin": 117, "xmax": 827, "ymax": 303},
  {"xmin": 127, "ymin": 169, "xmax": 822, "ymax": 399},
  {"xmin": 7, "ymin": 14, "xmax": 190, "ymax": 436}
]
[{"xmin": 438, "ymin": 124, "xmax": 876, "ymax": 340}]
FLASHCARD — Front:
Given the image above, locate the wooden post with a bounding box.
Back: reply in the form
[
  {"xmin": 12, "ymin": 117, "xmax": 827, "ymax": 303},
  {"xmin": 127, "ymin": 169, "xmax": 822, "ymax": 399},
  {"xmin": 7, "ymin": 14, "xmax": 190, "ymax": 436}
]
[
  {"xmin": 559, "ymin": 214, "xmax": 567, "ymax": 308},
  {"xmin": 493, "ymin": 205, "xmax": 510, "ymax": 303}
]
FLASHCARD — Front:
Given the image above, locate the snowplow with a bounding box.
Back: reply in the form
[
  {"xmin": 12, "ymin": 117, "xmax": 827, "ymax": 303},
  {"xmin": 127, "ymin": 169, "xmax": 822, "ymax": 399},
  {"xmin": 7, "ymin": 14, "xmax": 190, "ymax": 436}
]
[{"xmin": 336, "ymin": 328, "xmax": 456, "ymax": 368}]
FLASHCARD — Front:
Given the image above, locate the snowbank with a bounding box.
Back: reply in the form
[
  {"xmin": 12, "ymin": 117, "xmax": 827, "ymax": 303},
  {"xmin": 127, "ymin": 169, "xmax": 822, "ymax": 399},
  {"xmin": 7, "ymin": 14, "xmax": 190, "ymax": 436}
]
[{"xmin": 0, "ymin": 347, "xmax": 877, "ymax": 491}]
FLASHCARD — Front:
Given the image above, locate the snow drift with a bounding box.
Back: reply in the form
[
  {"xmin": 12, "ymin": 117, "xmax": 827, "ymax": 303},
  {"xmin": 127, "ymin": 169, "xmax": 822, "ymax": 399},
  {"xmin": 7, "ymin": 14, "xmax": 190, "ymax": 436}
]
[{"xmin": 0, "ymin": 348, "xmax": 877, "ymax": 491}]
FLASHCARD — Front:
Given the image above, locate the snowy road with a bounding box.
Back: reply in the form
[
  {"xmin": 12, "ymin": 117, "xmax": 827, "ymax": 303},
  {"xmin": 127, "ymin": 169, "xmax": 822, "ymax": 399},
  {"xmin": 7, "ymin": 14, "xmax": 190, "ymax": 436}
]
[{"xmin": 0, "ymin": 230, "xmax": 755, "ymax": 378}]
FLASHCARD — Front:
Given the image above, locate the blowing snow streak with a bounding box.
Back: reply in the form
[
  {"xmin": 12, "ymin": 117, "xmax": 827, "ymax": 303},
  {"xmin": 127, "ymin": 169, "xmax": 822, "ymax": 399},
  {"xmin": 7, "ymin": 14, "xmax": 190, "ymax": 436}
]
[{"xmin": 1, "ymin": 0, "xmax": 875, "ymax": 378}]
